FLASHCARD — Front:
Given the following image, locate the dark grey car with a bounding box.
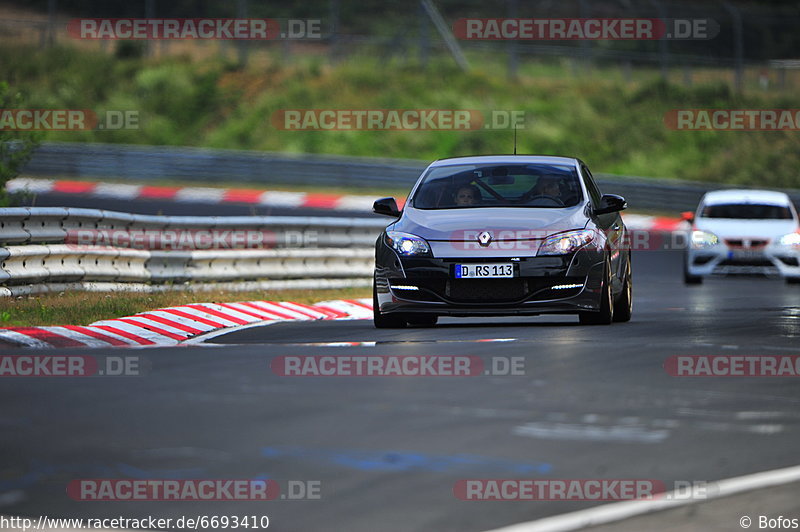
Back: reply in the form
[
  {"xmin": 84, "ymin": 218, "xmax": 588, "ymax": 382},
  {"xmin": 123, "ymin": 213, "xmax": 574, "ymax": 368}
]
[{"xmin": 371, "ymin": 155, "xmax": 632, "ymax": 327}]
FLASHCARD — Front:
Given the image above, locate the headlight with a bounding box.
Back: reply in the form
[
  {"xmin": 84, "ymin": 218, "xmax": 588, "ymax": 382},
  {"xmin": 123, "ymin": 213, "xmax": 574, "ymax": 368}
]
[
  {"xmin": 691, "ymin": 230, "xmax": 719, "ymax": 249},
  {"xmin": 537, "ymin": 229, "xmax": 596, "ymax": 256},
  {"xmin": 386, "ymin": 231, "xmax": 431, "ymax": 257},
  {"xmin": 779, "ymin": 232, "xmax": 800, "ymax": 248}
]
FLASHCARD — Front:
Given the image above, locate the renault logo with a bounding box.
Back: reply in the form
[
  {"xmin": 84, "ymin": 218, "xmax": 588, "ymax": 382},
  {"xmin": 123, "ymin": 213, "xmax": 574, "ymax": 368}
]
[{"xmin": 477, "ymin": 231, "xmax": 493, "ymax": 247}]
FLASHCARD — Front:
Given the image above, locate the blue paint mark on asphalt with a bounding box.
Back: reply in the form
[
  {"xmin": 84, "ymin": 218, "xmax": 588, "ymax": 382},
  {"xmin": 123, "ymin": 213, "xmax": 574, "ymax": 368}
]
[
  {"xmin": 0, "ymin": 460, "xmax": 206, "ymax": 493},
  {"xmin": 261, "ymin": 446, "xmax": 552, "ymax": 474}
]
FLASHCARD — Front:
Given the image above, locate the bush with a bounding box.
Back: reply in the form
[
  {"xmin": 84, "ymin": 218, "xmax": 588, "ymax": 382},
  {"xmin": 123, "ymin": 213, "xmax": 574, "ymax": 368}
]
[{"xmin": 0, "ymin": 82, "xmax": 41, "ymax": 206}]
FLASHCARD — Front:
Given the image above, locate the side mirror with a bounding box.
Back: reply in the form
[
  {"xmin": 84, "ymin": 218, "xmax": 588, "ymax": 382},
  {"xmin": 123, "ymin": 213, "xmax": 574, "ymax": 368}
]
[
  {"xmin": 373, "ymin": 197, "xmax": 401, "ymax": 217},
  {"xmin": 681, "ymin": 211, "xmax": 695, "ymax": 223},
  {"xmin": 594, "ymin": 194, "xmax": 627, "ymax": 215}
]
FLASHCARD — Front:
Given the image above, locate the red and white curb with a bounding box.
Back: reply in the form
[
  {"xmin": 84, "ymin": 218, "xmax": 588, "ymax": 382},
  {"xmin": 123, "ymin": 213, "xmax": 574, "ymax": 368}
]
[
  {"xmin": 6, "ymin": 178, "xmax": 684, "ymax": 230},
  {"xmin": 0, "ymin": 298, "xmax": 373, "ymax": 349},
  {"xmin": 622, "ymin": 214, "xmax": 684, "ymax": 232},
  {"xmin": 6, "ymin": 178, "xmax": 399, "ymax": 213}
]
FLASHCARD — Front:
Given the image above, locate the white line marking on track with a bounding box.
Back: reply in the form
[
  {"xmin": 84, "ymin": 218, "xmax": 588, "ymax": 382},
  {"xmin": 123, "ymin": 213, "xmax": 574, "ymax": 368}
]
[
  {"xmin": 512, "ymin": 422, "xmax": 670, "ymax": 444},
  {"xmin": 481, "ymin": 463, "xmax": 800, "ymax": 532}
]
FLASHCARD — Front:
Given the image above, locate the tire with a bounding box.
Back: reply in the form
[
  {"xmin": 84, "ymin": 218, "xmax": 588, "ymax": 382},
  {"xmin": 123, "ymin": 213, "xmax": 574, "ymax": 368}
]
[
  {"xmin": 613, "ymin": 252, "xmax": 633, "ymax": 323},
  {"xmin": 406, "ymin": 314, "xmax": 438, "ymax": 327},
  {"xmin": 683, "ymin": 271, "xmax": 703, "ymax": 284},
  {"xmin": 683, "ymin": 254, "xmax": 702, "ymax": 284},
  {"xmin": 787, "ymin": 277, "xmax": 800, "ymax": 285},
  {"xmin": 579, "ymin": 257, "xmax": 614, "ymax": 325},
  {"xmin": 373, "ymin": 281, "xmax": 406, "ymax": 329}
]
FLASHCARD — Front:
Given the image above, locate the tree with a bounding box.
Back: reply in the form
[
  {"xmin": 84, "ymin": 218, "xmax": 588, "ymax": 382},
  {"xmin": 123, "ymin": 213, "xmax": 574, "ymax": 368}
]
[{"xmin": 0, "ymin": 82, "xmax": 41, "ymax": 207}]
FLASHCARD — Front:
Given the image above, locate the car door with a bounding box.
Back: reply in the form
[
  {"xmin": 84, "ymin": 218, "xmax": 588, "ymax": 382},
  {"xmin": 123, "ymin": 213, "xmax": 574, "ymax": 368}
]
[{"xmin": 582, "ymin": 164, "xmax": 625, "ymax": 288}]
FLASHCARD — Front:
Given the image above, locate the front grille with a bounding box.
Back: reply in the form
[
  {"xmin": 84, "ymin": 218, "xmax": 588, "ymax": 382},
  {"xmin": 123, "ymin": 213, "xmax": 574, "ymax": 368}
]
[
  {"xmin": 393, "ymin": 276, "xmax": 583, "ymax": 303},
  {"xmin": 713, "ymin": 264, "xmax": 780, "ymax": 276},
  {"xmin": 778, "ymin": 256, "xmax": 800, "ymax": 267},
  {"xmin": 447, "ymin": 278, "xmax": 526, "ymax": 301}
]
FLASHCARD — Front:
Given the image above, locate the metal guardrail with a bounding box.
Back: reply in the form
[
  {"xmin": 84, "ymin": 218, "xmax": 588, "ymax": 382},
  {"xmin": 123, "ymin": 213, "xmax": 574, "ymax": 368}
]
[
  {"xmin": 0, "ymin": 208, "xmax": 384, "ymax": 292},
  {"xmin": 0, "ymin": 245, "xmax": 374, "ymax": 285},
  {"xmin": 0, "ymin": 207, "xmax": 386, "ymax": 246},
  {"xmin": 20, "ymin": 142, "xmax": 800, "ymax": 212}
]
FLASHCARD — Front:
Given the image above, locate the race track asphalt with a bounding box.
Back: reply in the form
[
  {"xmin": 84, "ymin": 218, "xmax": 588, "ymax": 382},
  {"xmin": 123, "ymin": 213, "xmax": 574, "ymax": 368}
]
[{"xmin": 2, "ymin": 249, "xmax": 799, "ymax": 531}]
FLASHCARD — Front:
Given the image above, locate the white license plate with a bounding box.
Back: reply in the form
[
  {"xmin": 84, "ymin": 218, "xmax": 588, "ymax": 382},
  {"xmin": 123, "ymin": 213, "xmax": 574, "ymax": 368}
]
[{"xmin": 454, "ymin": 263, "xmax": 515, "ymax": 278}]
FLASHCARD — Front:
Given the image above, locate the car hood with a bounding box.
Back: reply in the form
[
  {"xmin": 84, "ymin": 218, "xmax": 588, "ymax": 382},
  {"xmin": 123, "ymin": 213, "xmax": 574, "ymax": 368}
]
[
  {"xmin": 391, "ymin": 206, "xmax": 590, "ymax": 258},
  {"xmin": 694, "ymin": 218, "xmax": 798, "ymax": 241}
]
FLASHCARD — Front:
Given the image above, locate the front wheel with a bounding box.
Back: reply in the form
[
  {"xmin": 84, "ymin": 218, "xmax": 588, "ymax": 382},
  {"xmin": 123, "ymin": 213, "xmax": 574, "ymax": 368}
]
[
  {"xmin": 684, "ymin": 271, "xmax": 703, "ymax": 284},
  {"xmin": 579, "ymin": 258, "xmax": 614, "ymax": 325},
  {"xmin": 613, "ymin": 252, "xmax": 633, "ymax": 322},
  {"xmin": 373, "ymin": 281, "xmax": 406, "ymax": 329},
  {"xmin": 683, "ymin": 254, "xmax": 702, "ymax": 284}
]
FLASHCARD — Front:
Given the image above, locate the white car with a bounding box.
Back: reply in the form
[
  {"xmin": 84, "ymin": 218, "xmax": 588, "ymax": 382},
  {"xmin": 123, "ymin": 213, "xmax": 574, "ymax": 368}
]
[{"xmin": 683, "ymin": 189, "xmax": 800, "ymax": 284}]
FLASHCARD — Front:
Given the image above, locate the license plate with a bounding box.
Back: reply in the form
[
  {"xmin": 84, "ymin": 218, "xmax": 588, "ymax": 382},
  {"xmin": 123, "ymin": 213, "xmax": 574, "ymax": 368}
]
[
  {"xmin": 729, "ymin": 250, "xmax": 764, "ymax": 260},
  {"xmin": 454, "ymin": 263, "xmax": 515, "ymax": 278}
]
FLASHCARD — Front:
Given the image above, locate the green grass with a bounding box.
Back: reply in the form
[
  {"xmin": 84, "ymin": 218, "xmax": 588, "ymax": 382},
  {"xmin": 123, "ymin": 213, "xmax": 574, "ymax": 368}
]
[
  {"xmin": 0, "ymin": 287, "xmax": 371, "ymax": 327},
  {"xmin": 2, "ymin": 45, "xmax": 800, "ymax": 188}
]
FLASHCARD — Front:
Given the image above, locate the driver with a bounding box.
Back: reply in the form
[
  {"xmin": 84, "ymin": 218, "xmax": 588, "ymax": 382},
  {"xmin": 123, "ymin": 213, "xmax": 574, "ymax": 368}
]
[
  {"xmin": 454, "ymin": 184, "xmax": 481, "ymax": 206},
  {"xmin": 526, "ymin": 176, "xmax": 563, "ymax": 202},
  {"xmin": 533, "ymin": 177, "xmax": 560, "ymax": 197}
]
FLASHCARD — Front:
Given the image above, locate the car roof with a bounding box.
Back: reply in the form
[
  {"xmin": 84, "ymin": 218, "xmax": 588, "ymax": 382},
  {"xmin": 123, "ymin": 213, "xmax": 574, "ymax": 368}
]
[
  {"xmin": 701, "ymin": 189, "xmax": 792, "ymax": 206},
  {"xmin": 429, "ymin": 155, "xmax": 581, "ymax": 168}
]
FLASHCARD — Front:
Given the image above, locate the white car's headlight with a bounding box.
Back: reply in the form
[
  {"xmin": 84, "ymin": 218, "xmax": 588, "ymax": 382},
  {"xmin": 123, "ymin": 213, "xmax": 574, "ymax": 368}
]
[
  {"xmin": 386, "ymin": 231, "xmax": 431, "ymax": 257},
  {"xmin": 779, "ymin": 232, "xmax": 800, "ymax": 248},
  {"xmin": 537, "ymin": 229, "xmax": 596, "ymax": 256},
  {"xmin": 691, "ymin": 230, "xmax": 719, "ymax": 249}
]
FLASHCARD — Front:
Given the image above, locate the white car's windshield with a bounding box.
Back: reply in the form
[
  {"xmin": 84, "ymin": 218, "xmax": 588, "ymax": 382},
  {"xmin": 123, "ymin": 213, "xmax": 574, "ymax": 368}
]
[{"xmin": 701, "ymin": 203, "xmax": 794, "ymax": 220}]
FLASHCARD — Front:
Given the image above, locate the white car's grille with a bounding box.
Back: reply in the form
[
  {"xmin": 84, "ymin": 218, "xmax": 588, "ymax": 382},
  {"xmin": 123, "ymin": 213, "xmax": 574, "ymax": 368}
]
[{"xmin": 724, "ymin": 238, "xmax": 770, "ymax": 249}]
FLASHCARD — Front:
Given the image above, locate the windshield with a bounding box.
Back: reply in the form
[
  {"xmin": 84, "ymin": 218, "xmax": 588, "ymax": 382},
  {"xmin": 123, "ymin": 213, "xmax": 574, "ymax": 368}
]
[
  {"xmin": 411, "ymin": 163, "xmax": 583, "ymax": 209},
  {"xmin": 700, "ymin": 203, "xmax": 795, "ymax": 220}
]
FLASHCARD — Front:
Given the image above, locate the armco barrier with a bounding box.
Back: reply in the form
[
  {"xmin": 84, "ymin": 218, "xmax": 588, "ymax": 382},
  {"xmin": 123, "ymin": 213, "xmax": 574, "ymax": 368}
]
[
  {"xmin": 18, "ymin": 142, "xmax": 800, "ymax": 212},
  {"xmin": 0, "ymin": 207, "xmax": 387, "ymax": 246},
  {"xmin": 0, "ymin": 245, "xmax": 374, "ymax": 288},
  {"xmin": 0, "ymin": 208, "xmax": 384, "ymax": 294}
]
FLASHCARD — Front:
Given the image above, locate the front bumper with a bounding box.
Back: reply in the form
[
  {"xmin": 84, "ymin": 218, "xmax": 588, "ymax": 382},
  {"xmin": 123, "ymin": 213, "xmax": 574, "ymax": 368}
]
[
  {"xmin": 686, "ymin": 244, "xmax": 800, "ymax": 279},
  {"xmin": 375, "ymin": 247, "xmax": 605, "ymax": 316}
]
